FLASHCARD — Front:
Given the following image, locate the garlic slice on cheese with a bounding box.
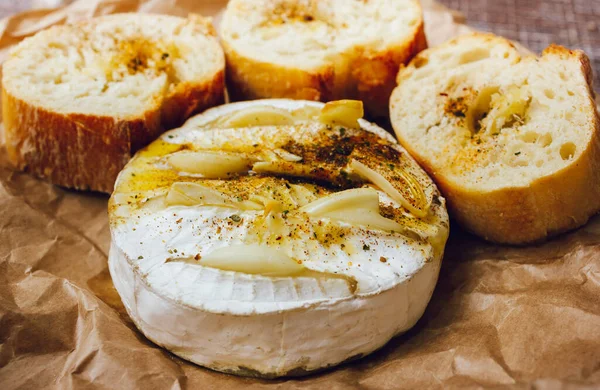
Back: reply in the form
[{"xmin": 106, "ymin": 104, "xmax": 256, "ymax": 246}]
[
  {"xmin": 321, "ymin": 209, "xmax": 407, "ymax": 233},
  {"xmin": 252, "ymin": 160, "xmax": 314, "ymax": 177},
  {"xmin": 289, "ymin": 184, "xmax": 318, "ymax": 207},
  {"xmin": 166, "ymin": 150, "xmax": 252, "ymax": 178},
  {"xmin": 165, "ymin": 182, "xmax": 233, "ymax": 207},
  {"xmin": 350, "ymin": 159, "xmax": 429, "ymax": 218},
  {"xmin": 300, "ymin": 187, "xmax": 379, "ymax": 215},
  {"xmin": 139, "ymin": 194, "xmax": 168, "ymax": 212},
  {"xmin": 273, "ymin": 148, "xmax": 303, "ymax": 162},
  {"xmin": 200, "ymin": 244, "xmax": 304, "ymax": 276},
  {"xmin": 165, "ymin": 182, "xmax": 262, "ymax": 210},
  {"xmin": 300, "ymin": 188, "xmax": 406, "ymax": 233},
  {"xmin": 319, "ymin": 100, "xmax": 364, "ymax": 128},
  {"xmin": 215, "ymin": 105, "xmax": 295, "ymax": 128}
]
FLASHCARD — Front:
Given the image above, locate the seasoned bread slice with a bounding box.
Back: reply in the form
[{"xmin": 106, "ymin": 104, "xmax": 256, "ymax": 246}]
[
  {"xmin": 2, "ymin": 13, "xmax": 225, "ymax": 193},
  {"xmin": 390, "ymin": 33, "xmax": 600, "ymax": 244},
  {"xmin": 219, "ymin": 0, "xmax": 426, "ymax": 118}
]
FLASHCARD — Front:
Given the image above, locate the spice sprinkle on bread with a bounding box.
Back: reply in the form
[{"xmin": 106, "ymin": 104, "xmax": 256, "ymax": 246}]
[
  {"xmin": 390, "ymin": 33, "xmax": 600, "ymax": 244},
  {"xmin": 220, "ymin": 0, "xmax": 426, "ymax": 118},
  {"xmin": 2, "ymin": 13, "xmax": 225, "ymax": 193}
]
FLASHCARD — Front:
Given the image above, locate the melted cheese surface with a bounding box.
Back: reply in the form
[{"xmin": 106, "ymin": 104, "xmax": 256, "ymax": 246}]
[{"xmin": 109, "ymin": 99, "xmax": 448, "ymax": 314}]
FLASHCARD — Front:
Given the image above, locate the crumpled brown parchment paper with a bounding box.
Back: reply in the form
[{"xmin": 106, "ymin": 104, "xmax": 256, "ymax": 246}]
[{"xmin": 1, "ymin": 1, "xmax": 599, "ymax": 389}]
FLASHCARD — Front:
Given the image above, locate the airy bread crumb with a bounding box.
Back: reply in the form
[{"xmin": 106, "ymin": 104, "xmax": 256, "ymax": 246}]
[
  {"xmin": 220, "ymin": 0, "xmax": 426, "ymax": 118},
  {"xmin": 391, "ymin": 33, "xmax": 600, "ymax": 244},
  {"xmin": 3, "ymin": 13, "xmax": 225, "ymax": 192}
]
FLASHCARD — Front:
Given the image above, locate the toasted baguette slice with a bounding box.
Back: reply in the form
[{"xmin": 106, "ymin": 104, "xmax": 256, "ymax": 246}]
[
  {"xmin": 390, "ymin": 33, "xmax": 600, "ymax": 244},
  {"xmin": 219, "ymin": 0, "xmax": 426, "ymax": 118},
  {"xmin": 2, "ymin": 13, "xmax": 225, "ymax": 193}
]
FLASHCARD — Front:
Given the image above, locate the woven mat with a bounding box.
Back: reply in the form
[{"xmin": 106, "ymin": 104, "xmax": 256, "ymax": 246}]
[
  {"xmin": 2, "ymin": 0, "xmax": 599, "ymax": 90},
  {"xmin": 439, "ymin": 0, "xmax": 600, "ymax": 91}
]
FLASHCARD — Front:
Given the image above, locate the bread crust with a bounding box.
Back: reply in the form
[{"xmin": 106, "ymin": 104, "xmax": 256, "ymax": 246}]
[
  {"xmin": 223, "ymin": 42, "xmax": 332, "ymax": 102},
  {"xmin": 391, "ymin": 39, "xmax": 600, "ymax": 244},
  {"xmin": 222, "ymin": 0, "xmax": 426, "ymax": 118},
  {"xmin": 3, "ymin": 71, "xmax": 224, "ymax": 193},
  {"xmin": 353, "ymin": 22, "xmax": 427, "ymax": 118}
]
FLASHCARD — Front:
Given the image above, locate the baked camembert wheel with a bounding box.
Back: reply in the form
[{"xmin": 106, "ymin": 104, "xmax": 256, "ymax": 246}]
[{"xmin": 108, "ymin": 99, "xmax": 449, "ymax": 377}]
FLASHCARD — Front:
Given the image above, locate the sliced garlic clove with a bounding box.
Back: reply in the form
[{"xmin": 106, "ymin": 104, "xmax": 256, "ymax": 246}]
[
  {"xmin": 166, "ymin": 150, "xmax": 252, "ymax": 178},
  {"xmin": 140, "ymin": 195, "xmax": 167, "ymax": 211},
  {"xmin": 112, "ymin": 189, "xmax": 169, "ymax": 214},
  {"xmin": 319, "ymin": 100, "xmax": 364, "ymax": 129},
  {"xmin": 252, "ymin": 160, "xmax": 355, "ymax": 188},
  {"xmin": 239, "ymin": 200, "xmax": 264, "ymax": 211},
  {"xmin": 200, "ymin": 244, "xmax": 304, "ymax": 276},
  {"xmin": 247, "ymin": 183, "xmax": 303, "ymax": 211},
  {"xmin": 299, "ymin": 188, "xmax": 408, "ymax": 233},
  {"xmin": 299, "ymin": 188, "xmax": 379, "ymax": 216},
  {"xmin": 289, "ymin": 184, "xmax": 318, "ymax": 207},
  {"xmin": 263, "ymin": 199, "xmax": 284, "ymax": 216},
  {"xmin": 138, "ymin": 139, "xmax": 184, "ymax": 158},
  {"xmin": 220, "ymin": 105, "xmax": 295, "ymax": 128},
  {"xmin": 323, "ymin": 209, "xmax": 407, "ymax": 233},
  {"xmin": 260, "ymin": 148, "xmax": 302, "ymax": 163},
  {"xmin": 247, "ymin": 194, "xmax": 270, "ymax": 207},
  {"xmin": 165, "ymin": 182, "xmax": 263, "ymax": 210},
  {"xmin": 111, "ymin": 192, "xmax": 134, "ymax": 206},
  {"xmin": 261, "ymin": 149, "xmax": 280, "ymax": 162},
  {"xmin": 252, "ymin": 161, "xmax": 313, "ymax": 177},
  {"xmin": 273, "ymin": 148, "xmax": 303, "ymax": 162},
  {"xmin": 291, "ymin": 106, "xmax": 321, "ymax": 120},
  {"xmin": 165, "ymin": 182, "xmax": 233, "ymax": 207},
  {"xmin": 349, "ymin": 159, "xmax": 428, "ymax": 218}
]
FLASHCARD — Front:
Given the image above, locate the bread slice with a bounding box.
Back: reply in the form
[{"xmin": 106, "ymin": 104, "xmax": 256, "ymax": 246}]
[
  {"xmin": 2, "ymin": 13, "xmax": 225, "ymax": 193},
  {"xmin": 390, "ymin": 33, "xmax": 600, "ymax": 244},
  {"xmin": 219, "ymin": 0, "xmax": 426, "ymax": 118}
]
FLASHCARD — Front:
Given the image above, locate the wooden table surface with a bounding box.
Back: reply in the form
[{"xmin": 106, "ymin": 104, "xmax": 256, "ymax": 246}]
[{"xmin": 1, "ymin": 0, "xmax": 599, "ymax": 91}]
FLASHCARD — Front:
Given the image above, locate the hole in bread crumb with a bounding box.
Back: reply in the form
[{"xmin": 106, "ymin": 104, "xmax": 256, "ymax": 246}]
[
  {"xmin": 503, "ymin": 52, "xmax": 510, "ymax": 59},
  {"xmin": 565, "ymin": 111, "xmax": 573, "ymax": 120},
  {"xmin": 413, "ymin": 56, "xmax": 428, "ymax": 69},
  {"xmin": 510, "ymin": 159, "xmax": 529, "ymax": 167},
  {"xmin": 408, "ymin": 18, "xmax": 417, "ymax": 27},
  {"xmin": 467, "ymin": 85, "xmax": 529, "ymax": 134},
  {"xmin": 559, "ymin": 72, "xmax": 568, "ymax": 81},
  {"xmin": 231, "ymin": 32, "xmax": 240, "ymax": 40},
  {"xmin": 560, "ymin": 142, "xmax": 576, "ymax": 160},
  {"xmin": 521, "ymin": 131, "xmax": 539, "ymax": 143},
  {"xmin": 567, "ymin": 90, "xmax": 575, "ymax": 96},
  {"xmin": 538, "ymin": 133, "xmax": 553, "ymax": 147},
  {"xmin": 467, "ymin": 85, "xmax": 499, "ymax": 133},
  {"xmin": 504, "ymin": 148, "xmax": 528, "ymax": 167},
  {"xmin": 535, "ymin": 160, "xmax": 544, "ymax": 167},
  {"xmin": 544, "ymin": 89, "xmax": 555, "ymax": 99}
]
